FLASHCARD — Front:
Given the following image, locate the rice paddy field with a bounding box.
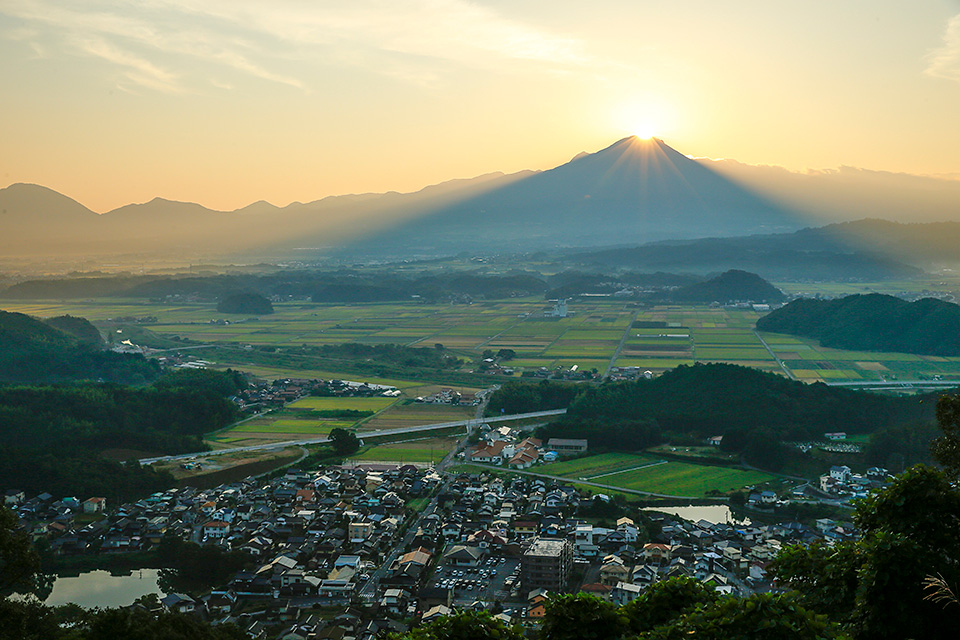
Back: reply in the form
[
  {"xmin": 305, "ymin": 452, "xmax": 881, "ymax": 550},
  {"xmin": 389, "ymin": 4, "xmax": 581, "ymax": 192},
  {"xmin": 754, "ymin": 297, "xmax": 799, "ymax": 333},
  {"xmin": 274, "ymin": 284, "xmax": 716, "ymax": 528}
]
[
  {"xmin": 533, "ymin": 452, "xmax": 775, "ymax": 497},
  {"xmin": 361, "ymin": 402, "xmax": 476, "ymax": 431},
  {"xmin": 461, "ymin": 451, "xmax": 775, "ymax": 498},
  {"xmin": 6, "ymin": 292, "xmax": 960, "ymax": 384},
  {"xmin": 207, "ymin": 396, "xmax": 400, "ymax": 447},
  {"xmin": 537, "ymin": 452, "xmax": 661, "ymax": 478},
  {"xmin": 613, "ymin": 305, "xmax": 960, "ymax": 383},
  {"xmin": 594, "ymin": 462, "xmax": 775, "ymax": 497},
  {"xmin": 350, "ymin": 436, "xmax": 459, "ymax": 464}
]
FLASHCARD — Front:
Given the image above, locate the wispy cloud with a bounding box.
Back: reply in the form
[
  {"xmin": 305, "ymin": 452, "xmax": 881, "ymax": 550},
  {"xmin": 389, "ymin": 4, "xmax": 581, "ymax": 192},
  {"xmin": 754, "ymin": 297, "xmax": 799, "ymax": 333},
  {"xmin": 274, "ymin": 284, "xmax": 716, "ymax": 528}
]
[
  {"xmin": 73, "ymin": 35, "xmax": 181, "ymax": 93},
  {"xmin": 1, "ymin": 0, "xmax": 595, "ymax": 93},
  {"xmin": 925, "ymin": 13, "xmax": 960, "ymax": 82}
]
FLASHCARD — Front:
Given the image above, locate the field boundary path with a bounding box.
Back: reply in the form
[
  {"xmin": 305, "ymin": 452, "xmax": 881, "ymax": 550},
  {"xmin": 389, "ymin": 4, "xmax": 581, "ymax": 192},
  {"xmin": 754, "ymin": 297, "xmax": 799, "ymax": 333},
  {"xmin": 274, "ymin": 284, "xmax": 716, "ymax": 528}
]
[
  {"xmin": 754, "ymin": 330, "xmax": 796, "ymax": 380},
  {"xmin": 137, "ymin": 408, "xmax": 566, "ymax": 465},
  {"xmin": 604, "ymin": 309, "xmax": 640, "ymax": 378},
  {"xmin": 584, "ymin": 458, "xmax": 667, "ymax": 480}
]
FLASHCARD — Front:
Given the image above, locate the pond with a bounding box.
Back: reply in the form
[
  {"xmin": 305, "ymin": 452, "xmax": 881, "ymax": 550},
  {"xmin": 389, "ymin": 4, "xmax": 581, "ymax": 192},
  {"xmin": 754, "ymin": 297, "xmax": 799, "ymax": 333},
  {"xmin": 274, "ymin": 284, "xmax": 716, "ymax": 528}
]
[
  {"xmin": 643, "ymin": 504, "xmax": 751, "ymax": 525},
  {"xmin": 43, "ymin": 569, "xmax": 166, "ymax": 608}
]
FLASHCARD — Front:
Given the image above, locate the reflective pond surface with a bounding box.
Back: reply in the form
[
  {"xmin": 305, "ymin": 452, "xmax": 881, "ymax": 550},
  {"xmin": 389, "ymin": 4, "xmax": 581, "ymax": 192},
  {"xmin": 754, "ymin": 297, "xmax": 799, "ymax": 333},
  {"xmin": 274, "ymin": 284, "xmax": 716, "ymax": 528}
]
[
  {"xmin": 643, "ymin": 504, "xmax": 751, "ymax": 525},
  {"xmin": 44, "ymin": 569, "xmax": 165, "ymax": 608}
]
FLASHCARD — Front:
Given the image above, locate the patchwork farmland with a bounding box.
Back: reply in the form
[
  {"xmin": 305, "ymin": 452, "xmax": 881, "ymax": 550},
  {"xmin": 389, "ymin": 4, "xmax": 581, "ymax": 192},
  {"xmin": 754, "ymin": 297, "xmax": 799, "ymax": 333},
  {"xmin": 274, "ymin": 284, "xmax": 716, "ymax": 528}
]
[{"xmin": 5, "ymin": 291, "xmax": 960, "ymax": 387}]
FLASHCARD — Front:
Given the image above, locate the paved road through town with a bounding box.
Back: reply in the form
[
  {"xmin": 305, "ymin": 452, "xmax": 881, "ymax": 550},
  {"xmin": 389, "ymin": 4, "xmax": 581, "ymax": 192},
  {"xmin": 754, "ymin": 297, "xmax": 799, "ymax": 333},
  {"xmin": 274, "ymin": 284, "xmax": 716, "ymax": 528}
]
[{"xmin": 357, "ymin": 388, "xmax": 495, "ymax": 600}]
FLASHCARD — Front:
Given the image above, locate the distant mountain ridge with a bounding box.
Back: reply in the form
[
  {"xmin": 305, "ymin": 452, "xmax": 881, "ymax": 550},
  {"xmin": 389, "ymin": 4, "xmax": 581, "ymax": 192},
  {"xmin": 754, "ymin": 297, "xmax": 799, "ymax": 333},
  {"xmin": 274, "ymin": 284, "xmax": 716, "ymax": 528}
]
[
  {"xmin": 756, "ymin": 293, "xmax": 960, "ymax": 356},
  {"xmin": 3, "ymin": 136, "xmax": 960, "ymax": 263},
  {"xmin": 570, "ymin": 222, "xmax": 928, "ymax": 280},
  {"xmin": 0, "ymin": 170, "xmax": 531, "ymax": 257}
]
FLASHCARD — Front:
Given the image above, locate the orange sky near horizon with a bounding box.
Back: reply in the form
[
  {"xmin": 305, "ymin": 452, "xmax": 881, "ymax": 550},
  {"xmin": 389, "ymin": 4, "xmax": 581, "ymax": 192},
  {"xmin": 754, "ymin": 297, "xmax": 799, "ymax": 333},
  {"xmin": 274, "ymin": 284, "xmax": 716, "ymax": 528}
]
[{"xmin": 3, "ymin": 1, "xmax": 960, "ymax": 213}]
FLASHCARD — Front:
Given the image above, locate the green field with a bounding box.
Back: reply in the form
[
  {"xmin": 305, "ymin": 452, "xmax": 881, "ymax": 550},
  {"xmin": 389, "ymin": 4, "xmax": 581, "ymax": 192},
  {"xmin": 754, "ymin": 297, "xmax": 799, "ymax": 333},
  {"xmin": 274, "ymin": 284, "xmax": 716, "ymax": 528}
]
[
  {"xmin": 288, "ymin": 396, "xmax": 397, "ymax": 412},
  {"xmin": 206, "ymin": 397, "xmax": 399, "ymax": 446},
  {"xmin": 536, "ymin": 452, "xmax": 775, "ymax": 497},
  {"xmin": 538, "ymin": 452, "xmax": 660, "ymax": 478},
  {"xmin": 361, "ymin": 402, "xmax": 475, "ymax": 430},
  {"xmin": 597, "ymin": 461, "xmax": 775, "ymax": 497}
]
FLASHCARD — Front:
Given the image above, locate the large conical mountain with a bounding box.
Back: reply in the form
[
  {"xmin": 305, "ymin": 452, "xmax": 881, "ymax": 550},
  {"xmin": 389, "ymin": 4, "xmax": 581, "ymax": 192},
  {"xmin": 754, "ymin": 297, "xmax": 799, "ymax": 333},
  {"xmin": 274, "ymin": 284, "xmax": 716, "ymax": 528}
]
[
  {"xmin": 0, "ymin": 137, "xmax": 811, "ymax": 260},
  {"xmin": 337, "ymin": 136, "xmax": 806, "ymax": 256}
]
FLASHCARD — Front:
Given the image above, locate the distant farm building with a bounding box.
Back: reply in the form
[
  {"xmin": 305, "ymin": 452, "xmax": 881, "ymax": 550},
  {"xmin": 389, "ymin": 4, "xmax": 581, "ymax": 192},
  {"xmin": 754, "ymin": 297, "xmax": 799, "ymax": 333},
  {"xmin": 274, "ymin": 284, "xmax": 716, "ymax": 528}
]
[{"xmin": 546, "ymin": 438, "xmax": 588, "ymax": 455}]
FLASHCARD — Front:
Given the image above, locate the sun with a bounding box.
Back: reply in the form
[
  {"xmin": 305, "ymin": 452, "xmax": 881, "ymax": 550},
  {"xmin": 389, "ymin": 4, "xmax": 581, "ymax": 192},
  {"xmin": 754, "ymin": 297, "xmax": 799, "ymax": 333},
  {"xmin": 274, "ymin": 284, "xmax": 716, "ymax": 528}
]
[
  {"xmin": 613, "ymin": 97, "xmax": 673, "ymax": 141},
  {"xmin": 633, "ymin": 122, "xmax": 658, "ymax": 140}
]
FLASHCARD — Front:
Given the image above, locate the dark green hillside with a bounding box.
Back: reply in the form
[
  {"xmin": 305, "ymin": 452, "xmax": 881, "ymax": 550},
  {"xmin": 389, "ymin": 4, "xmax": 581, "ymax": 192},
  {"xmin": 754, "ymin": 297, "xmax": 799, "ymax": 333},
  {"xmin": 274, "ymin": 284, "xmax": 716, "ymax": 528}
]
[
  {"xmin": 756, "ymin": 293, "xmax": 960, "ymax": 356},
  {"xmin": 518, "ymin": 363, "xmax": 940, "ymax": 469},
  {"xmin": 216, "ymin": 292, "xmax": 274, "ymax": 315},
  {"xmin": 43, "ymin": 314, "xmax": 102, "ymax": 345},
  {"xmin": 667, "ymin": 269, "xmax": 785, "ymax": 303},
  {"xmin": 0, "ymin": 310, "xmax": 159, "ymax": 384},
  {"xmin": 564, "ymin": 363, "xmax": 929, "ymax": 436},
  {"xmin": 0, "ymin": 369, "xmax": 243, "ymax": 501}
]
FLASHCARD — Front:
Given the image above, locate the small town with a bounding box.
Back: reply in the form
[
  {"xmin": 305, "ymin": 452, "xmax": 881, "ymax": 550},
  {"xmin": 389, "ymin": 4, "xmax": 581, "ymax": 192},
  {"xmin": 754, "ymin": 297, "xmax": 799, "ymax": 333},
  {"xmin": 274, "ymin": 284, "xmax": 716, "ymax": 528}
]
[{"xmin": 4, "ymin": 422, "xmax": 876, "ymax": 640}]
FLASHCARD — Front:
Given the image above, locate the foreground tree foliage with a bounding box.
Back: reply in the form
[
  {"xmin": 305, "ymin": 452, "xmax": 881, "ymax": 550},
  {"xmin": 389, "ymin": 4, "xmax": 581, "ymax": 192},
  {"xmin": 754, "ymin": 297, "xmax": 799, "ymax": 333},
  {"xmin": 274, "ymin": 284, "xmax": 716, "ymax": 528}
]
[
  {"xmin": 771, "ymin": 464, "xmax": 960, "ymax": 639},
  {"xmin": 621, "ymin": 576, "xmax": 719, "ymax": 634},
  {"xmin": 0, "ymin": 506, "xmax": 41, "ymax": 596},
  {"xmin": 640, "ymin": 592, "xmax": 841, "ymax": 640},
  {"xmin": 386, "ymin": 586, "xmax": 840, "ymax": 640},
  {"xmin": 0, "ymin": 600, "xmax": 248, "ymax": 640},
  {"xmin": 932, "ymin": 393, "xmax": 960, "ymax": 478},
  {"xmin": 386, "ymin": 610, "xmax": 524, "ymax": 640},
  {"xmin": 540, "ymin": 593, "xmax": 628, "ymax": 640}
]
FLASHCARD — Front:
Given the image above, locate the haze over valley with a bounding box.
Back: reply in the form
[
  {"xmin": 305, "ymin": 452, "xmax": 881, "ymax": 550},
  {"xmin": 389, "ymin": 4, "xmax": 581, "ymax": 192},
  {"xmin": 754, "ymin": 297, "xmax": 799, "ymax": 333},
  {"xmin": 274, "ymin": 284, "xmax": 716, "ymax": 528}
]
[
  {"xmin": 5, "ymin": 135, "xmax": 960, "ymax": 273},
  {"xmin": 4, "ymin": 2, "xmax": 960, "ymax": 638}
]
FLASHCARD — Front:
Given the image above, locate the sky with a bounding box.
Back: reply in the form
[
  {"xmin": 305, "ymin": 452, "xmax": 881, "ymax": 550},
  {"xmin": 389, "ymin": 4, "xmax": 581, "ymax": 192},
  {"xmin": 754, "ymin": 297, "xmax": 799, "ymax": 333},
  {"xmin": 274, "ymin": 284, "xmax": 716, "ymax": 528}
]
[{"xmin": 2, "ymin": 0, "xmax": 960, "ymax": 213}]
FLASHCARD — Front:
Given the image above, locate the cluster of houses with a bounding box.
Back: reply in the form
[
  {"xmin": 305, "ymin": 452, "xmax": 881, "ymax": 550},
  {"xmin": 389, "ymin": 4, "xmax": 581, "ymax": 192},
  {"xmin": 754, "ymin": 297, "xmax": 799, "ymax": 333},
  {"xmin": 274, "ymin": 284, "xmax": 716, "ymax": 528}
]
[
  {"xmin": 396, "ymin": 471, "xmax": 863, "ymax": 621},
  {"xmin": 819, "ymin": 465, "xmax": 890, "ymax": 499},
  {"xmin": 462, "ymin": 425, "xmax": 588, "ymax": 470},
  {"xmin": 607, "ymin": 367, "xmax": 656, "ymax": 381},
  {"xmin": 413, "ymin": 388, "xmax": 477, "ymax": 405},
  {"xmin": 519, "ymin": 365, "xmax": 597, "ymax": 381}
]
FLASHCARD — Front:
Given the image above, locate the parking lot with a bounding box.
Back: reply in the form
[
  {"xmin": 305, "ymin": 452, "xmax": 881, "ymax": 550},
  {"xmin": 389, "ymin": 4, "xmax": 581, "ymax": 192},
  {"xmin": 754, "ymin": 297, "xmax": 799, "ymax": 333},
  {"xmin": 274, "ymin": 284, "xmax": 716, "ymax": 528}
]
[{"xmin": 430, "ymin": 556, "xmax": 523, "ymax": 607}]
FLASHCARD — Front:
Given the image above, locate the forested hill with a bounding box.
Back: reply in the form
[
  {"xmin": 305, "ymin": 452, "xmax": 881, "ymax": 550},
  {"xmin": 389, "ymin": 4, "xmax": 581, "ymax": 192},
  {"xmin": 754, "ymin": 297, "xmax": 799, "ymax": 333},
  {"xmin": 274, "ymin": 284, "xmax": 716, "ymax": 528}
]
[
  {"xmin": 0, "ymin": 369, "xmax": 245, "ymax": 501},
  {"xmin": 756, "ymin": 293, "xmax": 960, "ymax": 356},
  {"xmin": 216, "ymin": 292, "xmax": 274, "ymax": 315},
  {"xmin": 563, "ymin": 363, "xmax": 931, "ymax": 437},
  {"xmin": 501, "ymin": 364, "xmax": 941, "ymax": 469},
  {"xmin": 43, "ymin": 314, "xmax": 103, "ymax": 345},
  {"xmin": 0, "ymin": 310, "xmax": 159, "ymax": 384},
  {"xmin": 666, "ymin": 269, "xmax": 785, "ymax": 303}
]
